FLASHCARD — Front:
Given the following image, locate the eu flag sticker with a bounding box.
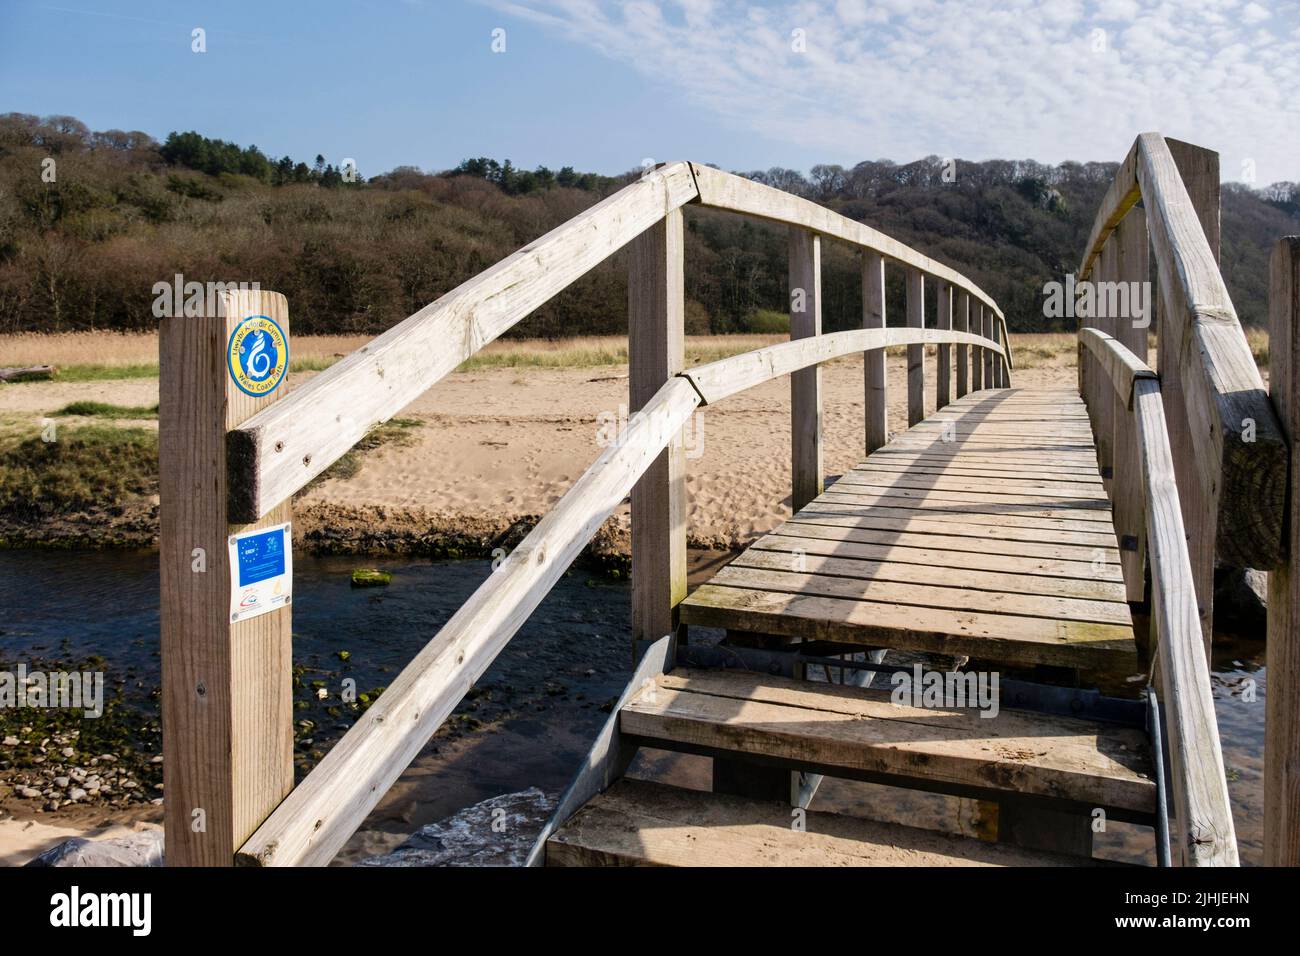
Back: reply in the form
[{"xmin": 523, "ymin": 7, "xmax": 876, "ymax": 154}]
[
  {"xmin": 228, "ymin": 522, "xmax": 292, "ymax": 623},
  {"xmin": 227, "ymin": 314, "xmax": 288, "ymax": 397}
]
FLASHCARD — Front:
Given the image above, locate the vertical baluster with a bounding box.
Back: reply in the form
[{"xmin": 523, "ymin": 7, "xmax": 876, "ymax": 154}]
[
  {"xmin": 955, "ymin": 291, "xmax": 970, "ymax": 399},
  {"xmin": 629, "ymin": 211, "xmax": 687, "ymax": 649},
  {"xmin": 790, "ymin": 227, "xmax": 823, "ymax": 510},
  {"xmin": 864, "ymin": 251, "xmax": 888, "ymax": 453},
  {"xmin": 936, "ymin": 281, "xmax": 952, "ymax": 409},
  {"xmin": 906, "ymin": 268, "xmax": 925, "ymax": 426}
]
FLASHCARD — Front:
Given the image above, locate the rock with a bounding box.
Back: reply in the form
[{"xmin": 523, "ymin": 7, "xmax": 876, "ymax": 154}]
[
  {"xmin": 1215, "ymin": 566, "xmax": 1268, "ymax": 639},
  {"xmin": 68, "ymin": 787, "xmax": 87, "ymax": 801},
  {"xmin": 53, "ymin": 776, "xmax": 69, "ymax": 788},
  {"xmin": 60, "ymin": 747, "xmax": 75, "ymax": 758},
  {"xmin": 26, "ymin": 828, "xmax": 163, "ymax": 867},
  {"xmin": 350, "ymin": 568, "xmax": 392, "ymax": 588},
  {"xmin": 2, "ymin": 736, "xmax": 18, "ymax": 746},
  {"xmin": 356, "ymin": 787, "xmax": 556, "ymax": 867},
  {"xmin": 18, "ymin": 787, "xmax": 41, "ymax": 799}
]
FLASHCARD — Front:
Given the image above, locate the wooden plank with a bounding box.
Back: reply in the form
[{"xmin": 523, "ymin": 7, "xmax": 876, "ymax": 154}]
[
  {"xmin": 679, "ymin": 584, "xmax": 1137, "ymax": 670},
  {"xmin": 1266, "ymin": 237, "xmax": 1300, "ymax": 866},
  {"xmin": 971, "ymin": 303, "xmax": 984, "ymax": 391},
  {"xmin": 1139, "ymin": 134, "xmax": 1286, "ymax": 570},
  {"xmin": 864, "ymin": 251, "xmax": 888, "ymax": 453},
  {"xmin": 237, "ymin": 377, "xmax": 701, "ymax": 866},
  {"xmin": 547, "ymin": 779, "xmax": 1097, "ymax": 867},
  {"xmin": 629, "ymin": 211, "xmax": 687, "ymax": 646},
  {"xmin": 226, "ymin": 161, "xmax": 699, "ymax": 522},
  {"xmin": 689, "ymin": 162, "xmax": 1005, "ymax": 325},
  {"xmin": 816, "ymin": 483, "xmax": 1111, "ymax": 513},
  {"xmin": 955, "ymin": 291, "xmax": 970, "ymax": 399},
  {"xmin": 792, "ymin": 506, "xmax": 1119, "ymax": 548},
  {"xmin": 625, "ymin": 671, "xmax": 1153, "ymax": 812},
  {"xmin": 790, "ymin": 228, "xmax": 824, "ymax": 511},
  {"xmin": 907, "ymin": 267, "xmax": 925, "ymax": 426},
  {"xmin": 763, "ymin": 518, "xmax": 1118, "ymax": 563},
  {"xmin": 756, "ymin": 530, "xmax": 1123, "ymax": 581},
  {"xmin": 1133, "ymin": 375, "xmax": 1238, "ymax": 865},
  {"xmin": 732, "ymin": 546, "xmax": 1127, "ymax": 603},
  {"xmin": 843, "ymin": 459, "xmax": 1104, "ymax": 486},
  {"xmin": 160, "ymin": 289, "xmax": 294, "ymax": 866},
  {"xmin": 831, "ymin": 470, "xmax": 1109, "ymax": 500},
  {"xmin": 1113, "ymin": 210, "xmax": 1151, "ymax": 602},
  {"xmin": 802, "ymin": 498, "xmax": 1111, "ymax": 533},
  {"xmin": 705, "ymin": 564, "xmax": 1132, "ymax": 625},
  {"xmin": 526, "ymin": 636, "xmax": 672, "ymax": 866},
  {"xmin": 937, "ymin": 280, "xmax": 952, "ymax": 409},
  {"xmin": 814, "ymin": 490, "xmax": 1114, "ymax": 525}
]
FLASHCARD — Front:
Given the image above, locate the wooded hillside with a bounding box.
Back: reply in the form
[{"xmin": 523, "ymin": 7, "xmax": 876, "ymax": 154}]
[{"xmin": 2, "ymin": 112, "xmax": 1296, "ymax": 337}]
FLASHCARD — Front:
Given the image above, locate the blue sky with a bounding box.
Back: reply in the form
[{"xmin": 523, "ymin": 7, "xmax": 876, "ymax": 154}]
[{"xmin": 2, "ymin": 0, "xmax": 1298, "ymax": 183}]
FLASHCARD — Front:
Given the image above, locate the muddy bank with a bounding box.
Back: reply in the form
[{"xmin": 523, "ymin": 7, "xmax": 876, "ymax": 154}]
[{"xmin": 1, "ymin": 499, "xmax": 743, "ymax": 566}]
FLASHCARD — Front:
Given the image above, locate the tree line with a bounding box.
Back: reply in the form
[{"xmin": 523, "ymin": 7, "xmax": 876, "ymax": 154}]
[{"xmin": 1, "ymin": 112, "xmax": 1296, "ymax": 337}]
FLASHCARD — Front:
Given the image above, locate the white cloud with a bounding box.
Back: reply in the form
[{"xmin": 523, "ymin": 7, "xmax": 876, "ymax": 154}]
[{"xmin": 482, "ymin": 0, "xmax": 1300, "ymax": 183}]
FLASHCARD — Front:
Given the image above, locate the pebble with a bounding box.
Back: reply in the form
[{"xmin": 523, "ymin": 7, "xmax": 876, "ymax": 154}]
[
  {"xmin": 68, "ymin": 788, "xmax": 87, "ymax": 802},
  {"xmin": 18, "ymin": 787, "xmax": 41, "ymax": 798},
  {"xmin": 53, "ymin": 776, "xmax": 69, "ymax": 788},
  {"xmin": 60, "ymin": 747, "xmax": 75, "ymax": 758},
  {"xmin": 2, "ymin": 736, "xmax": 18, "ymax": 747}
]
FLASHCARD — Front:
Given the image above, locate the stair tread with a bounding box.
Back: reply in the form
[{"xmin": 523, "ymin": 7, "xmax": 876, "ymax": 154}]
[
  {"xmin": 546, "ymin": 779, "xmax": 1106, "ymax": 867},
  {"xmin": 620, "ymin": 668, "xmax": 1155, "ymax": 813}
]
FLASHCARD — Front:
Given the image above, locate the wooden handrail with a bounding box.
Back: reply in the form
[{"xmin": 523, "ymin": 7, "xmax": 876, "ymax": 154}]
[
  {"xmin": 227, "ymin": 162, "xmax": 1012, "ymax": 523},
  {"xmin": 690, "ymin": 163, "xmax": 1014, "ymax": 370},
  {"xmin": 1078, "ymin": 328, "xmax": 1156, "ymax": 406},
  {"xmin": 1078, "ymin": 328, "xmax": 1238, "ymax": 865},
  {"xmin": 681, "ymin": 327, "xmax": 1005, "ymax": 405},
  {"xmin": 1076, "ymin": 133, "xmax": 1286, "ymax": 569},
  {"xmin": 227, "ymin": 161, "xmax": 701, "ymax": 523},
  {"xmin": 238, "ymin": 377, "xmax": 702, "ymax": 866}
]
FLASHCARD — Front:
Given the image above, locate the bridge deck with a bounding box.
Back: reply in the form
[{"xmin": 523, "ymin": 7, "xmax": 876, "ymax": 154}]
[{"xmin": 680, "ymin": 387, "xmax": 1139, "ymax": 673}]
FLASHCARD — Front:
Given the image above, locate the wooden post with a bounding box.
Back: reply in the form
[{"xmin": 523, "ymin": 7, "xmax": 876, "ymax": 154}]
[
  {"xmin": 1113, "ymin": 209, "xmax": 1150, "ymax": 605},
  {"xmin": 160, "ymin": 289, "xmax": 294, "ymax": 866},
  {"xmin": 955, "ymin": 292, "xmax": 970, "ymax": 399},
  {"xmin": 1161, "ymin": 141, "xmax": 1220, "ymax": 655},
  {"xmin": 991, "ymin": 316, "xmax": 1004, "ymax": 388},
  {"xmin": 790, "ymin": 227, "xmax": 823, "ymax": 510},
  {"xmin": 630, "ymin": 210, "xmax": 688, "ymax": 648},
  {"xmin": 982, "ymin": 307, "xmax": 995, "ymax": 390},
  {"xmin": 1266, "ymin": 236, "xmax": 1300, "ymax": 866},
  {"xmin": 863, "ymin": 252, "xmax": 888, "ymax": 453},
  {"xmin": 1094, "ymin": 238, "xmax": 1117, "ymax": 490},
  {"xmin": 906, "ymin": 268, "xmax": 925, "ymax": 426},
  {"xmin": 936, "ymin": 281, "xmax": 952, "ymax": 408},
  {"xmin": 972, "ymin": 304, "xmax": 984, "ymax": 391}
]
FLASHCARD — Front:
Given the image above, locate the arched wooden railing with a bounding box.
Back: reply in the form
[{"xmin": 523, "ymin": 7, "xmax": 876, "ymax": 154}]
[
  {"xmin": 158, "ymin": 161, "xmax": 1013, "ymax": 866},
  {"xmin": 1074, "ymin": 133, "xmax": 1289, "ymax": 866},
  {"xmin": 1079, "ymin": 329, "xmax": 1237, "ymax": 867}
]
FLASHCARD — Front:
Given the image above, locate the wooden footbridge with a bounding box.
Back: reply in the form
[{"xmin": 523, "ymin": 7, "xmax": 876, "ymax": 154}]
[{"xmin": 158, "ymin": 134, "xmax": 1300, "ymax": 868}]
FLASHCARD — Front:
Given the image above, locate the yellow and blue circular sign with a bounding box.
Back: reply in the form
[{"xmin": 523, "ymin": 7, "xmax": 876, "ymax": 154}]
[{"xmin": 227, "ymin": 315, "xmax": 288, "ymax": 397}]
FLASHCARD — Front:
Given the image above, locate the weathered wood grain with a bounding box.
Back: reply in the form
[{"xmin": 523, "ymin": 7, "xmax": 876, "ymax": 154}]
[{"xmin": 160, "ymin": 289, "xmax": 293, "ymax": 866}]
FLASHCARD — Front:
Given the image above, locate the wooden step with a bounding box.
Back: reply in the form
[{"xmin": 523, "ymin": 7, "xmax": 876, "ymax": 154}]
[
  {"xmin": 546, "ymin": 778, "xmax": 1107, "ymax": 866},
  {"xmin": 619, "ymin": 669, "xmax": 1156, "ymax": 814}
]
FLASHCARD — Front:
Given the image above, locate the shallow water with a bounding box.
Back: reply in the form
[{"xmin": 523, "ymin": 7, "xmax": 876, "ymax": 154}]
[{"xmin": 0, "ymin": 549, "xmax": 1267, "ymax": 865}]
